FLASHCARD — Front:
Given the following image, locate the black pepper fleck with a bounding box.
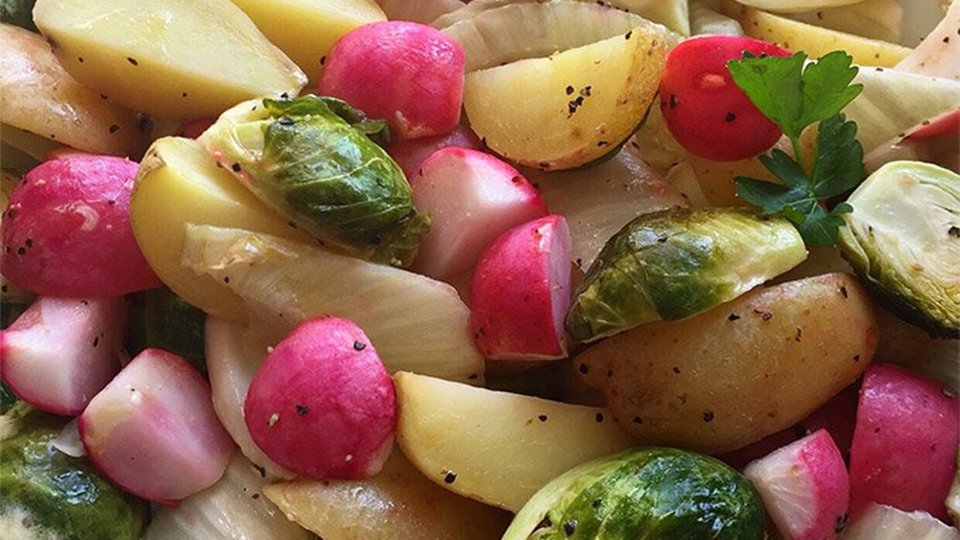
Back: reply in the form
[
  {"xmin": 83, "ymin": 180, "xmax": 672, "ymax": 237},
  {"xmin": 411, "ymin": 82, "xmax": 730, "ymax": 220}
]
[
  {"xmin": 443, "ymin": 471, "xmax": 457, "ymax": 484},
  {"xmin": 578, "ymin": 363, "xmax": 589, "ymax": 374},
  {"xmin": 632, "ymin": 416, "xmax": 643, "ymax": 424},
  {"xmin": 702, "ymin": 410, "xmax": 715, "ymax": 422},
  {"xmin": 231, "ymin": 163, "xmax": 242, "ymax": 172},
  {"xmin": 353, "ymin": 341, "xmax": 366, "ymax": 351},
  {"xmin": 564, "ymin": 520, "xmax": 577, "ymax": 536},
  {"xmin": 296, "ymin": 404, "xmax": 309, "ymax": 415},
  {"xmin": 672, "ymin": 366, "xmax": 681, "ymax": 374},
  {"xmin": 669, "ymin": 94, "xmax": 678, "ymax": 109},
  {"xmin": 948, "ymin": 226, "xmax": 960, "ymax": 238},
  {"xmin": 93, "ymin": 336, "xmax": 100, "ymax": 347},
  {"xmin": 565, "ymin": 85, "xmax": 574, "ymax": 95},
  {"xmin": 839, "ymin": 286, "xmax": 848, "ymax": 298},
  {"xmin": 109, "ymin": 124, "xmax": 120, "ymax": 133},
  {"xmin": 625, "ymin": 30, "xmax": 632, "ymax": 40},
  {"xmin": 728, "ymin": 313, "xmax": 741, "ymax": 321},
  {"xmin": 725, "ymin": 112, "xmax": 736, "ymax": 122},
  {"xmin": 538, "ymin": 415, "xmax": 548, "ymax": 422},
  {"xmin": 595, "ymin": 412, "xmax": 604, "ymax": 423},
  {"xmin": 127, "ymin": 57, "xmax": 139, "ymax": 66}
]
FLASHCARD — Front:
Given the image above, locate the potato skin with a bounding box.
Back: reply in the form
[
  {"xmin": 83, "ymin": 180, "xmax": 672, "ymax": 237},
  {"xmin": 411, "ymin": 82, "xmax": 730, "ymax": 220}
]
[{"xmin": 575, "ymin": 273, "xmax": 878, "ymax": 454}]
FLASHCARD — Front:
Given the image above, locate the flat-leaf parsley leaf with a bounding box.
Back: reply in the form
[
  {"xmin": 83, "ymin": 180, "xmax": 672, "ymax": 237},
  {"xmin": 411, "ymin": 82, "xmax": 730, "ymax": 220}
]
[{"xmin": 727, "ymin": 51, "xmax": 866, "ymax": 245}]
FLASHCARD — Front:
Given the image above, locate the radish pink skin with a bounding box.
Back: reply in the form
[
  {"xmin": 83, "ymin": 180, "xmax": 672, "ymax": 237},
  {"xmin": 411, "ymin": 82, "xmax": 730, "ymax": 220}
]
[
  {"xmin": 469, "ymin": 214, "xmax": 572, "ymax": 360},
  {"xmin": 659, "ymin": 35, "xmax": 791, "ymax": 162},
  {"xmin": 848, "ymin": 363, "xmax": 959, "ymax": 521},
  {"xmin": 244, "ymin": 317, "xmax": 396, "ymax": 480},
  {"xmin": 0, "ymin": 296, "xmax": 126, "ymax": 416},
  {"xmin": 1, "ymin": 155, "xmax": 160, "ymax": 296},
  {"xmin": 388, "ymin": 124, "xmax": 482, "ymax": 180},
  {"xmin": 319, "ymin": 21, "xmax": 465, "ymax": 140},
  {"xmin": 78, "ymin": 348, "xmax": 233, "ymax": 505},
  {"xmin": 176, "ymin": 118, "xmax": 216, "ymax": 139},
  {"xmin": 411, "ymin": 147, "xmax": 548, "ymax": 282},
  {"xmin": 745, "ymin": 429, "xmax": 849, "ymax": 540},
  {"xmin": 720, "ymin": 383, "xmax": 859, "ymax": 470}
]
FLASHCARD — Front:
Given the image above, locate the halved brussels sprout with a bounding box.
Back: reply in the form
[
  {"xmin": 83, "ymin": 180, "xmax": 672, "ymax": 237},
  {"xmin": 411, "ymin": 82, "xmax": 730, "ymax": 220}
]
[
  {"xmin": 838, "ymin": 160, "xmax": 959, "ymax": 337},
  {"xmin": 566, "ymin": 208, "xmax": 807, "ymax": 342},
  {"xmin": 504, "ymin": 447, "xmax": 765, "ymax": 540},
  {"xmin": 0, "ymin": 404, "xmax": 149, "ymax": 540},
  {"xmin": 198, "ymin": 94, "xmax": 429, "ymax": 267}
]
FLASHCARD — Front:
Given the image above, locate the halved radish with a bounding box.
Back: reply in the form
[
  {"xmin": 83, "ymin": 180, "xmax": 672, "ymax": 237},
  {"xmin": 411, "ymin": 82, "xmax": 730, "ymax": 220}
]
[
  {"xmin": 244, "ymin": 317, "xmax": 396, "ymax": 480},
  {"xmin": 844, "ymin": 503, "xmax": 959, "ymax": 539},
  {"xmin": 849, "ymin": 363, "xmax": 959, "ymax": 521},
  {"xmin": 79, "ymin": 348, "xmax": 234, "ymax": 505},
  {"xmin": 469, "ymin": 214, "xmax": 572, "ymax": 360},
  {"xmin": 0, "ymin": 296, "xmax": 126, "ymax": 415},
  {"xmin": 744, "ymin": 429, "xmax": 850, "ymax": 540},
  {"xmin": 387, "ymin": 124, "xmax": 481, "ymax": 180},
  {"xmin": 411, "ymin": 147, "xmax": 548, "ymax": 283}
]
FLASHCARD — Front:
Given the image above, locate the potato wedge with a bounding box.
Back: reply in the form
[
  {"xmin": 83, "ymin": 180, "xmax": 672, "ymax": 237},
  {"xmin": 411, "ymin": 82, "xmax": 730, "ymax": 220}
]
[
  {"xmin": 395, "ymin": 372, "xmax": 635, "ymax": 512},
  {"xmin": 464, "ymin": 21, "xmax": 667, "ymax": 170},
  {"xmin": 263, "ymin": 452, "xmax": 511, "ymax": 539},
  {"xmin": 724, "ymin": 3, "xmax": 912, "ymax": 67},
  {"xmin": 575, "ymin": 273, "xmax": 878, "ymax": 454},
  {"xmin": 180, "ymin": 226, "xmax": 485, "ymax": 384},
  {"xmin": 130, "ymin": 137, "xmax": 312, "ymax": 321},
  {"xmin": 0, "ymin": 24, "xmax": 145, "ymax": 157},
  {"xmin": 231, "ymin": 0, "xmax": 385, "ymax": 83},
  {"xmin": 33, "ymin": 0, "xmax": 306, "ymax": 119}
]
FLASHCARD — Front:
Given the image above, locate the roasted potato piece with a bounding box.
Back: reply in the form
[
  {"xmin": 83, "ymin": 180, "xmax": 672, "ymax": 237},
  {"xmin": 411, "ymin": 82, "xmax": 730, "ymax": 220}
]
[{"xmin": 575, "ymin": 273, "xmax": 878, "ymax": 454}]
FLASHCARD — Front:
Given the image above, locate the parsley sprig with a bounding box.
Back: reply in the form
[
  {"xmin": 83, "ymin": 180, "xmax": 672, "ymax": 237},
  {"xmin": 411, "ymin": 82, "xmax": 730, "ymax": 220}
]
[{"xmin": 727, "ymin": 50, "xmax": 866, "ymax": 245}]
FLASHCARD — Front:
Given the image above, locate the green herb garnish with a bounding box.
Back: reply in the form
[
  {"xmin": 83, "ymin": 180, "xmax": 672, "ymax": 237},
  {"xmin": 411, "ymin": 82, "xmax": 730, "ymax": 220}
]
[{"xmin": 727, "ymin": 50, "xmax": 866, "ymax": 245}]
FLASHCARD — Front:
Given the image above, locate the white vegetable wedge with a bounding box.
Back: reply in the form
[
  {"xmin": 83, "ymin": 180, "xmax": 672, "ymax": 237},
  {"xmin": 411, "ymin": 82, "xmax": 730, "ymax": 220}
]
[
  {"xmin": 843, "ymin": 504, "xmax": 959, "ymax": 540},
  {"xmin": 145, "ymin": 453, "xmax": 312, "ymax": 540},
  {"xmin": 181, "ymin": 225, "xmax": 485, "ymax": 384},
  {"xmin": 205, "ymin": 317, "xmax": 294, "ymax": 480},
  {"xmin": 394, "ymin": 372, "xmax": 635, "ymax": 511},
  {"xmin": 896, "ymin": 0, "xmax": 960, "ymax": 80}
]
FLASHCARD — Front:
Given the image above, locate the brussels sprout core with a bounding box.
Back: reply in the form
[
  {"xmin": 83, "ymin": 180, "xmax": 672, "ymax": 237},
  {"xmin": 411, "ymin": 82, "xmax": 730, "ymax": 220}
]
[
  {"xmin": 838, "ymin": 161, "xmax": 959, "ymax": 337},
  {"xmin": 199, "ymin": 94, "xmax": 429, "ymax": 267}
]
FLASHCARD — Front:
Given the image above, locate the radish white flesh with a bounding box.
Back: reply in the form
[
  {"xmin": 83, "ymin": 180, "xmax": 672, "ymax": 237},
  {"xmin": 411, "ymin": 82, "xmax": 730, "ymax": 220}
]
[
  {"xmin": 0, "ymin": 296, "xmax": 126, "ymax": 415},
  {"xmin": 469, "ymin": 214, "xmax": 572, "ymax": 360},
  {"xmin": 843, "ymin": 504, "xmax": 959, "ymax": 540},
  {"xmin": 744, "ymin": 429, "xmax": 850, "ymax": 540},
  {"xmin": 79, "ymin": 348, "xmax": 234, "ymax": 505},
  {"xmin": 411, "ymin": 147, "xmax": 548, "ymax": 283},
  {"xmin": 205, "ymin": 317, "xmax": 295, "ymax": 480}
]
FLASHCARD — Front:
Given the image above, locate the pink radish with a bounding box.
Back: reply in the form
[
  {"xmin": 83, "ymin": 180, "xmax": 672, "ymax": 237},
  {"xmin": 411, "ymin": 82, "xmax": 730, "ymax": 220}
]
[
  {"xmin": 849, "ymin": 363, "xmax": 959, "ymax": 521},
  {"xmin": 387, "ymin": 124, "xmax": 482, "ymax": 180},
  {"xmin": 744, "ymin": 429, "xmax": 850, "ymax": 539},
  {"xmin": 79, "ymin": 348, "xmax": 234, "ymax": 505},
  {"xmin": 1, "ymin": 154, "xmax": 160, "ymax": 296},
  {"xmin": 720, "ymin": 383, "xmax": 860, "ymax": 470},
  {"xmin": 318, "ymin": 21, "xmax": 465, "ymax": 140},
  {"xmin": 0, "ymin": 296, "xmax": 126, "ymax": 415},
  {"xmin": 411, "ymin": 147, "xmax": 548, "ymax": 283},
  {"xmin": 659, "ymin": 35, "xmax": 791, "ymax": 162},
  {"xmin": 244, "ymin": 317, "xmax": 396, "ymax": 480},
  {"xmin": 469, "ymin": 214, "xmax": 572, "ymax": 361},
  {"xmin": 176, "ymin": 118, "xmax": 216, "ymax": 139}
]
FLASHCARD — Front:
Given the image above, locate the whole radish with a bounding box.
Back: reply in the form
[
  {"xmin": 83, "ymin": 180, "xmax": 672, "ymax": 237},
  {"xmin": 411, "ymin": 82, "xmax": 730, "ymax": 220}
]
[
  {"xmin": 659, "ymin": 35, "xmax": 791, "ymax": 162},
  {"xmin": 1, "ymin": 154, "xmax": 160, "ymax": 296},
  {"xmin": 469, "ymin": 214, "xmax": 572, "ymax": 361},
  {"xmin": 244, "ymin": 317, "xmax": 396, "ymax": 480},
  {"xmin": 79, "ymin": 348, "xmax": 234, "ymax": 505},
  {"xmin": 318, "ymin": 21, "xmax": 465, "ymax": 140},
  {"xmin": 848, "ymin": 363, "xmax": 959, "ymax": 521}
]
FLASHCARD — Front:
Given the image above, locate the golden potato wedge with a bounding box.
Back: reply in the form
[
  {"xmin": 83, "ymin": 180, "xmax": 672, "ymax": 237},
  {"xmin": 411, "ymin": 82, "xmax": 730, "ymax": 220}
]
[
  {"xmin": 464, "ymin": 21, "xmax": 667, "ymax": 170},
  {"xmin": 0, "ymin": 24, "xmax": 146, "ymax": 157},
  {"xmin": 263, "ymin": 452, "xmax": 511, "ymax": 540},
  {"xmin": 724, "ymin": 3, "xmax": 912, "ymax": 67},
  {"xmin": 130, "ymin": 137, "xmax": 312, "ymax": 321},
  {"xmin": 231, "ymin": 0, "xmax": 385, "ymax": 83},
  {"xmin": 575, "ymin": 273, "xmax": 878, "ymax": 454},
  {"xmin": 395, "ymin": 372, "xmax": 635, "ymax": 512},
  {"xmin": 33, "ymin": 0, "xmax": 306, "ymax": 119}
]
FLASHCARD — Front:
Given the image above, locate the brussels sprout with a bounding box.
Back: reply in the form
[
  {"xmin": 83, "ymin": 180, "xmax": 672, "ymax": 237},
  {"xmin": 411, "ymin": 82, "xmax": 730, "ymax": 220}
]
[
  {"xmin": 198, "ymin": 94, "xmax": 429, "ymax": 267},
  {"xmin": 0, "ymin": 405, "xmax": 149, "ymax": 540},
  {"xmin": 504, "ymin": 447, "xmax": 765, "ymax": 540},
  {"xmin": 126, "ymin": 286, "xmax": 207, "ymax": 375},
  {"xmin": 1, "ymin": 0, "xmax": 37, "ymax": 32},
  {"xmin": 566, "ymin": 207, "xmax": 807, "ymax": 342},
  {"xmin": 838, "ymin": 161, "xmax": 959, "ymax": 337}
]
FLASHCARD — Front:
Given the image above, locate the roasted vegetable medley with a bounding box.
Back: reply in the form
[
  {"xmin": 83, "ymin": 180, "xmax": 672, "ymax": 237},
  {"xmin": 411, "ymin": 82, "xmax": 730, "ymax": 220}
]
[{"xmin": 1, "ymin": 0, "xmax": 958, "ymax": 539}]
